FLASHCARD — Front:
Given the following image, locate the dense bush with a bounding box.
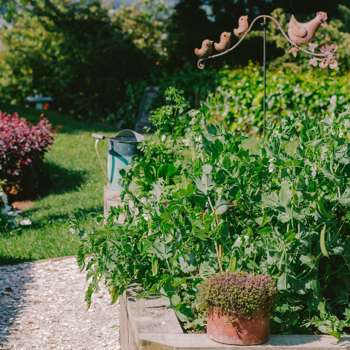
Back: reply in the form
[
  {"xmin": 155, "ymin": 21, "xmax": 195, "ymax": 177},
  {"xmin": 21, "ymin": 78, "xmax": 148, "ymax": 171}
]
[
  {"xmin": 79, "ymin": 88, "xmax": 350, "ymax": 337},
  {"xmin": 0, "ymin": 0, "xmax": 150, "ymax": 119},
  {"xmin": 112, "ymin": 0, "xmax": 169, "ymax": 63},
  {"xmin": 136, "ymin": 65, "xmax": 350, "ymax": 133},
  {"xmin": 202, "ymin": 65, "xmax": 350, "ymax": 132},
  {"xmin": 0, "ymin": 112, "xmax": 53, "ymax": 196}
]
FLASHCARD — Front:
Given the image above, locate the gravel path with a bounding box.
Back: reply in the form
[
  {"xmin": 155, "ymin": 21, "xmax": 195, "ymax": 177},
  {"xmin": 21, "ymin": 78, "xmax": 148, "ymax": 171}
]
[{"xmin": 0, "ymin": 257, "xmax": 120, "ymax": 350}]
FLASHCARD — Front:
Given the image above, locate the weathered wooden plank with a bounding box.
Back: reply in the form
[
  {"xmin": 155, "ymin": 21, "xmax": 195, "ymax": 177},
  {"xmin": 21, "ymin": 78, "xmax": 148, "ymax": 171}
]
[
  {"xmin": 119, "ymin": 295, "xmax": 129, "ymax": 350},
  {"xmin": 120, "ymin": 295, "xmax": 350, "ymax": 350},
  {"xmin": 120, "ymin": 294, "xmax": 183, "ymax": 350},
  {"xmin": 126, "ymin": 296, "xmax": 183, "ymax": 336},
  {"xmin": 139, "ymin": 333, "xmax": 350, "ymax": 350}
]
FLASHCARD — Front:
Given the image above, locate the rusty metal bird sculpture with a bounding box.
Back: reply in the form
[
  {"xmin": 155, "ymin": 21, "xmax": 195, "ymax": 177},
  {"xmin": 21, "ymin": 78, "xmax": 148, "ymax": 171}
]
[
  {"xmin": 234, "ymin": 16, "xmax": 249, "ymax": 38},
  {"xmin": 194, "ymin": 39, "xmax": 214, "ymax": 58},
  {"xmin": 195, "ymin": 12, "xmax": 338, "ymax": 71},
  {"xmin": 214, "ymin": 32, "xmax": 232, "ymax": 53},
  {"xmin": 288, "ymin": 11, "xmax": 328, "ymax": 46}
]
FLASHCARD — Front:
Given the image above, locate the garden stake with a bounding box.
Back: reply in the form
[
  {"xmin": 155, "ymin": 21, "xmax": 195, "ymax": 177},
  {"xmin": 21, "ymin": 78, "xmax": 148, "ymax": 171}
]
[
  {"xmin": 195, "ymin": 13, "xmax": 338, "ymax": 132},
  {"xmin": 262, "ymin": 16, "xmax": 267, "ymax": 131}
]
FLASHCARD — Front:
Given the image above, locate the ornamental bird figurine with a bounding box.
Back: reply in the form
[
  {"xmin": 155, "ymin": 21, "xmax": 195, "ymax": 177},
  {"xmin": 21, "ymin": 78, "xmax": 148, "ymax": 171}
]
[
  {"xmin": 234, "ymin": 16, "xmax": 249, "ymax": 38},
  {"xmin": 194, "ymin": 39, "xmax": 214, "ymax": 58},
  {"xmin": 214, "ymin": 32, "xmax": 232, "ymax": 52},
  {"xmin": 288, "ymin": 11, "xmax": 328, "ymax": 46}
]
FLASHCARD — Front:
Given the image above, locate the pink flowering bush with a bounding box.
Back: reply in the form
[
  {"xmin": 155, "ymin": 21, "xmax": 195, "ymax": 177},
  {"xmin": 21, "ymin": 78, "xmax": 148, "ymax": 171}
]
[{"xmin": 0, "ymin": 112, "xmax": 53, "ymax": 196}]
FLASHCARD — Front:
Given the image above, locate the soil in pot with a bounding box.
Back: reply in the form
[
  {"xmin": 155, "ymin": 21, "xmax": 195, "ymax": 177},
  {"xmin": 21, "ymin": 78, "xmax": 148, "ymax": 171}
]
[{"xmin": 207, "ymin": 307, "xmax": 270, "ymax": 345}]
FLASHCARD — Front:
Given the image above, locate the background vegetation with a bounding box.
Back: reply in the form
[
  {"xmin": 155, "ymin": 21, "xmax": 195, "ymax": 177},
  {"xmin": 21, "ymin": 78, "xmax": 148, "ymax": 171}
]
[
  {"xmin": 0, "ymin": 0, "xmax": 349, "ymax": 122},
  {"xmin": 0, "ymin": 0, "xmax": 349, "ymax": 338}
]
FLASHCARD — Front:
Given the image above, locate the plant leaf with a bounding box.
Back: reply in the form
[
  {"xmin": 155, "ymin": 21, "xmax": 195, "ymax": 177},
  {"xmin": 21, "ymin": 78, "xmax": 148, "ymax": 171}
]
[
  {"xmin": 320, "ymin": 226, "xmax": 329, "ymax": 258},
  {"xmin": 279, "ymin": 181, "xmax": 292, "ymax": 207},
  {"xmin": 277, "ymin": 273, "xmax": 287, "ymax": 291}
]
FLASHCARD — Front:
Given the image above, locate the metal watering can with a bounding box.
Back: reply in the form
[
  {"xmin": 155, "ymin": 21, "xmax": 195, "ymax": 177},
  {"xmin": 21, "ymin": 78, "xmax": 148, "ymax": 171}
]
[{"xmin": 92, "ymin": 130, "xmax": 144, "ymax": 192}]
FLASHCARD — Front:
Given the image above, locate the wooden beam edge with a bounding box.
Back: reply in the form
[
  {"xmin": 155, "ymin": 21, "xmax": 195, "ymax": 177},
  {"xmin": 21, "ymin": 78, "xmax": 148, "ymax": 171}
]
[
  {"xmin": 138, "ymin": 333, "xmax": 350, "ymax": 350},
  {"xmin": 122, "ymin": 295, "xmax": 350, "ymax": 350}
]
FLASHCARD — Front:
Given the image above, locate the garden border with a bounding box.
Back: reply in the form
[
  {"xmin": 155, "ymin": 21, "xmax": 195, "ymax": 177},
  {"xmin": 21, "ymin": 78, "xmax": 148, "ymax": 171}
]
[{"xmin": 120, "ymin": 294, "xmax": 350, "ymax": 350}]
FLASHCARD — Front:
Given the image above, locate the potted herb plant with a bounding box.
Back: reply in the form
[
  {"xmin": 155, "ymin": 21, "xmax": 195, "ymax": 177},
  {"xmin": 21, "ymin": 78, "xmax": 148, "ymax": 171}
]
[{"xmin": 198, "ymin": 272, "xmax": 277, "ymax": 345}]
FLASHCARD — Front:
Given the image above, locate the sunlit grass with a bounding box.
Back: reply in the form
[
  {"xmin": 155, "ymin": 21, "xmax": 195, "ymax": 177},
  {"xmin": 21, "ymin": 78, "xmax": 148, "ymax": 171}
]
[{"xmin": 0, "ymin": 106, "xmax": 114, "ymax": 264}]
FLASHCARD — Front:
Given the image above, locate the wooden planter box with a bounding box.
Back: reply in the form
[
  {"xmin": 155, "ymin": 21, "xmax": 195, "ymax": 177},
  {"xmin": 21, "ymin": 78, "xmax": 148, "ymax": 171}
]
[{"xmin": 120, "ymin": 294, "xmax": 350, "ymax": 350}]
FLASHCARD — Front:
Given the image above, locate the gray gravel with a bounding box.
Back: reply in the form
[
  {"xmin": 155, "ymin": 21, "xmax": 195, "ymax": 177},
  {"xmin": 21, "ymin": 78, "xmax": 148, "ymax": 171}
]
[{"xmin": 0, "ymin": 257, "xmax": 119, "ymax": 350}]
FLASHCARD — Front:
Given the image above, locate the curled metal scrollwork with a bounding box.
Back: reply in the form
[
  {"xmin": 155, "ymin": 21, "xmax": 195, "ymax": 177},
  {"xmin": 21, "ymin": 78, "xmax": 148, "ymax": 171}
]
[{"xmin": 197, "ymin": 15, "xmax": 337, "ymax": 70}]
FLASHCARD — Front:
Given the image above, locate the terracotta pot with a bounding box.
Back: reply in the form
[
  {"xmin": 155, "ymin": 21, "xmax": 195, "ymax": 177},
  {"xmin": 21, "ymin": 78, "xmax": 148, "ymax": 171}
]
[{"xmin": 207, "ymin": 308, "xmax": 270, "ymax": 345}]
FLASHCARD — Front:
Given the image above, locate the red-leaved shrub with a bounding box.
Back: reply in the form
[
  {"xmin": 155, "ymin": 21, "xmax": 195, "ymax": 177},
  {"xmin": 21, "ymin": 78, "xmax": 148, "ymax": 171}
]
[{"xmin": 0, "ymin": 112, "xmax": 53, "ymax": 196}]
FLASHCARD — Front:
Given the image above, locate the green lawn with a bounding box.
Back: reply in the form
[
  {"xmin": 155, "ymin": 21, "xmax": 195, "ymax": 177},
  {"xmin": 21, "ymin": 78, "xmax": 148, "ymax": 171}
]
[{"xmin": 0, "ymin": 107, "xmax": 114, "ymax": 265}]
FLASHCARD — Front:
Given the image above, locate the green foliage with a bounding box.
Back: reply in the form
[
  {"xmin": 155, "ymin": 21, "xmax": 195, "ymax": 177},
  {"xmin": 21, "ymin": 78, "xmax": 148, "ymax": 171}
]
[
  {"xmin": 166, "ymin": 0, "xmax": 212, "ymax": 65},
  {"xmin": 197, "ymin": 272, "xmax": 277, "ymax": 319},
  {"xmin": 147, "ymin": 65, "xmax": 350, "ymax": 133},
  {"xmin": 150, "ymin": 87, "xmax": 190, "ymax": 135},
  {"xmin": 112, "ymin": 0, "xmax": 170, "ymax": 62},
  {"xmin": 339, "ymin": 1, "xmax": 350, "ymax": 32},
  {"xmin": 305, "ymin": 302, "xmax": 350, "ymax": 339},
  {"xmin": 0, "ymin": 15, "xmax": 63, "ymax": 106},
  {"xmin": 0, "ymin": 0, "xmax": 150, "ymax": 119},
  {"xmin": 78, "ymin": 86, "xmax": 350, "ymax": 336}
]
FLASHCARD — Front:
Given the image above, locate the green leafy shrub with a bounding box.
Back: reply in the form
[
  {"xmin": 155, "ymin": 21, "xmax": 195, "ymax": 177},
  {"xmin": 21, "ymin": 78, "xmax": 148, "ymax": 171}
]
[
  {"xmin": 79, "ymin": 89, "xmax": 350, "ymax": 336},
  {"xmin": 198, "ymin": 272, "xmax": 277, "ymax": 319},
  {"xmin": 150, "ymin": 87, "xmax": 190, "ymax": 135},
  {"xmin": 0, "ymin": 15, "xmax": 63, "ymax": 107},
  {"xmin": 112, "ymin": 0, "xmax": 170, "ymax": 62},
  {"xmin": 144, "ymin": 65, "xmax": 350, "ymax": 133},
  {"xmin": 208, "ymin": 65, "xmax": 350, "ymax": 132}
]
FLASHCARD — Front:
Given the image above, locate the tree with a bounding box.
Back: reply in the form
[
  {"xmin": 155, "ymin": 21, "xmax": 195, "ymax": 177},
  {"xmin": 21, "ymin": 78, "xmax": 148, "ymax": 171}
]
[
  {"xmin": 0, "ymin": 0, "xmax": 151, "ymax": 118},
  {"xmin": 167, "ymin": 0, "xmax": 212, "ymax": 66}
]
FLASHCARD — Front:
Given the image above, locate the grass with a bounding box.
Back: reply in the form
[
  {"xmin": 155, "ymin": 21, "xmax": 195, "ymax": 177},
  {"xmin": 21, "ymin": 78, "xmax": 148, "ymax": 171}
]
[{"xmin": 0, "ymin": 106, "xmax": 115, "ymax": 265}]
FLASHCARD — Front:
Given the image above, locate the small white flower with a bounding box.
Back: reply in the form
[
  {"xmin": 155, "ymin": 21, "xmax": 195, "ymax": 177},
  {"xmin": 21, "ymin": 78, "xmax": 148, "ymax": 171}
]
[
  {"xmin": 268, "ymin": 160, "xmax": 275, "ymax": 173},
  {"xmin": 19, "ymin": 218, "xmax": 32, "ymax": 226}
]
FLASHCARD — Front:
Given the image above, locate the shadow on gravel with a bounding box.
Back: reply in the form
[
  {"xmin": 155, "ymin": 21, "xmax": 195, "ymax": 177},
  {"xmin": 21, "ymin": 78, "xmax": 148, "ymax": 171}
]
[{"xmin": 0, "ymin": 262, "xmax": 33, "ymax": 347}]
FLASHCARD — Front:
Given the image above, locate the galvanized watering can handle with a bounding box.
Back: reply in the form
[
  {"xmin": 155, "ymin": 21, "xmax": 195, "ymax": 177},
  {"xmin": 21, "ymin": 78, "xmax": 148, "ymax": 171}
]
[{"xmin": 92, "ymin": 133, "xmax": 108, "ymax": 183}]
